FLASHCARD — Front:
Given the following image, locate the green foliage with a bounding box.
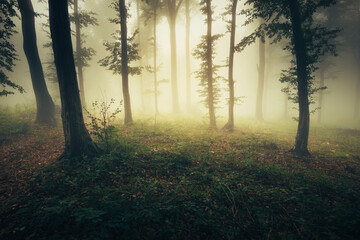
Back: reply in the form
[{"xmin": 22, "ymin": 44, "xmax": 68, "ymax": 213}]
[
  {"xmin": 99, "ymin": 31, "xmax": 142, "ymax": 76},
  {"xmin": 0, "ymin": 0, "xmax": 24, "ymax": 96},
  {"xmin": 85, "ymin": 99, "xmax": 122, "ymax": 153},
  {"xmin": 237, "ymin": 0, "xmax": 339, "ymax": 105},
  {"xmin": 0, "ymin": 106, "xmax": 33, "ymax": 140},
  {"xmin": 193, "ymin": 33, "xmax": 224, "ymax": 110},
  {"xmin": 2, "ymin": 120, "xmax": 360, "ymax": 239}
]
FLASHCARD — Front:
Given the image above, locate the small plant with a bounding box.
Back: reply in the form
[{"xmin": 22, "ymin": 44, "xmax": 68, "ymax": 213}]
[{"xmin": 85, "ymin": 99, "xmax": 121, "ymax": 152}]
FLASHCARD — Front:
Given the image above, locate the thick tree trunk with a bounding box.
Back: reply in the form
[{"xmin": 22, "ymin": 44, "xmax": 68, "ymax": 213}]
[
  {"xmin": 256, "ymin": 25, "xmax": 265, "ymax": 122},
  {"xmin": 167, "ymin": 0, "xmax": 180, "ymax": 113},
  {"xmin": 119, "ymin": 0, "xmax": 133, "ymax": 124},
  {"xmin": 153, "ymin": 2, "xmax": 159, "ymax": 115},
  {"xmin": 223, "ymin": 0, "xmax": 237, "ymax": 131},
  {"xmin": 136, "ymin": 0, "xmax": 145, "ymax": 111},
  {"xmin": 74, "ymin": 0, "xmax": 86, "ymax": 108},
  {"xmin": 206, "ymin": 0, "xmax": 216, "ymax": 129},
  {"xmin": 48, "ymin": 0, "xmax": 98, "ymax": 157},
  {"xmin": 18, "ymin": 0, "xmax": 55, "ymax": 125},
  {"xmin": 185, "ymin": 0, "xmax": 191, "ymax": 112},
  {"xmin": 318, "ymin": 67, "xmax": 325, "ymax": 124},
  {"xmin": 289, "ymin": 0, "xmax": 310, "ymax": 156}
]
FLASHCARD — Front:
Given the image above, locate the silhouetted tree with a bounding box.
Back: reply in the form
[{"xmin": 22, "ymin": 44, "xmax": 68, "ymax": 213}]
[
  {"xmin": 0, "ymin": 0, "xmax": 24, "ymax": 96},
  {"xmin": 17, "ymin": 0, "xmax": 56, "ymax": 125},
  {"xmin": 70, "ymin": 0, "xmax": 97, "ymax": 108},
  {"xmin": 223, "ymin": 0, "xmax": 238, "ymax": 131},
  {"xmin": 238, "ymin": 0, "xmax": 338, "ymax": 156},
  {"xmin": 165, "ymin": 0, "xmax": 183, "ymax": 113},
  {"xmin": 99, "ymin": 0, "xmax": 142, "ymax": 125},
  {"xmin": 255, "ymin": 19, "xmax": 265, "ymax": 122},
  {"xmin": 194, "ymin": 0, "xmax": 222, "ymax": 129},
  {"xmin": 49, "ymin": 0, "xmax": 98, "ymax": 157}
]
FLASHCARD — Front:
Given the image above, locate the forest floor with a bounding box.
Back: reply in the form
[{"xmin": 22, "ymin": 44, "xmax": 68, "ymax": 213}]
[{"xmin": 0, "ymin": 111, "xmax": 360, "ymax": 239}]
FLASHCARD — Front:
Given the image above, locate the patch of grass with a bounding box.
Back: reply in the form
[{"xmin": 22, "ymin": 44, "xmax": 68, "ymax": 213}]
[
  {"xmin": 0, "ymin": 106, "xmax": 33, "ymax": 141},
  {"xmin": 1, "ymin": 118, "xmax": 360, "ymax": 239}
]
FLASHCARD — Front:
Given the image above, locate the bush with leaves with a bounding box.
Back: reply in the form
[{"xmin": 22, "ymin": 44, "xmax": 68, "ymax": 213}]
[{"xmin": 85, "ymin": 99, "xmax": 121, "ymax": 152}]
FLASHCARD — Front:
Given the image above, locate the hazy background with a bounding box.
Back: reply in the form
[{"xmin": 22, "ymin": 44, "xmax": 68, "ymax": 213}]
[{"xmin": 2, "ymin": 0, "xmax": 359, "ymax": 129}]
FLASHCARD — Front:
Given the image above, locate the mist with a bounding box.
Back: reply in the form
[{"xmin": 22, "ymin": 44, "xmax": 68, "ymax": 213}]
[{"xmin": 1, "ymin": 1, "xmax": 360, "ymax": 238}]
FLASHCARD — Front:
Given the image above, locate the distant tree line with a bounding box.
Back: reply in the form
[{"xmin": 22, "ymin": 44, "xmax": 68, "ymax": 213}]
[{"xmin": 3, "ymin": 0, "xmax": 360, "ymax": 157}]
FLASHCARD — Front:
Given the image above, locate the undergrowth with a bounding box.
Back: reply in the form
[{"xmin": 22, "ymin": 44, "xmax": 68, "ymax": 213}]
[{"xmin": 1, "ymin": 120, "xmax": 360, "ymax": 239}]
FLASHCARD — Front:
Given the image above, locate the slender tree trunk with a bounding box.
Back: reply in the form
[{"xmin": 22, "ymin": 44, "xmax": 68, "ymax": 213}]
[
  {"xmin": 355, "ymin": 46, "xmax": 360, "ymax": 120},
  {"xmin": 119, "ymin": 0, "xmax": 133, "ymax": 124},
  {"xmin": 153, "ymin": 1, "xmax": 159, "ymax": 115},
  {"xmin": 289, "ymin": 0, "xmax": 310, "ymax": 156},
  {"xmin": 256, "ymin": 23, "xmax": 265, "ymax": 122},
  {"xmin": 185, "ymin": 0, "xmax": 191, "ymax": 112},
  {"xmin": 263, "ymin": 42, "xmax": 272, "ymax": 117},
  {"xmin": 167, "ymin": 0, "xmax": 180, "ymax": 113},
  {"xmin": 206, "ymin": 0, "xmax": 216, "ymax": 129},
  {"xmin": 318, "ymin": 67, "xmax": 325, "ymax": 124},
  {"xmin": 49, "ymin": 0, "xmax": 98, "ymax": 157},
  {"xmin": 223, "ymin": 0, "xmax": 237, "ymax": 131},
  {"xmin": 18, "ymin": 0, "xmax": 55, "ymax": 125},
  {"xmin": 74, "ymin": 0, "xmax": 86, "ymax": 108},
  {"xmin": 136, "ymin": 0, "xmax": 145, "ymax": 110},
  {"xmin": 284, "ymin": 88, "xmax": 289, "ymax": 119}
]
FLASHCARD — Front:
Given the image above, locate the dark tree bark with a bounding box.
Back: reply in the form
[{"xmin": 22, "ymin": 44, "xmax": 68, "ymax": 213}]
[
  {"xmin": 317, "ymin": 67, "xmax": 325, "ymax": 124},
  {"xmin": 205, "ymin": 0, "xmax": 216, "ymax": 129},
  {"xmin": 119, "ymin": 0, "xmax": 133, "ymax": 124},
  {"xmin": 223, "ymin": 0, "xmax": 237, "ymax": 131},
  {"xmin": 166, "ymin": 0, "xmax": 182, "ymax": 113},
  {"xmin": 255, "ymin": 22, "xmax": 265, "ymax": 122},
  {"xmin": 185, "ymin": 0, "xmax": 191, "ymax": 112},
  {"xmin": 153, "ymin": 0, "xmax": 159, "ymax": 115},
  {"xmin": 289, "ymin": 0, "xmax": 310, "ymax": 156},
  {"xmin": 49, "ymin": 0, "xmax": 98, "ymax": 157},
  {"xmin": 18, "ymin": 0, "xmax": 56, "ymax": 125},
  {"xmin": 74, "ymin": 0, "xmax": 86, "ymax": 108}
]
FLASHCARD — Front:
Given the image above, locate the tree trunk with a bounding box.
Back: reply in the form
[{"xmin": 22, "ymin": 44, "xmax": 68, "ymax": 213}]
[
  {"xmin": 206, "ymin": 0, "xmax": 216, "ymax": 129},
  {"xmin": 48, "ymin": 0, "xmax": 98, "ymax": 157},
  {"xmin": 74, "ymin": 0, "xmax": 86, "ymax": 108},
  {"xmin": 223, "ymin": 0, "xmax": 237, "ymax": 131},
  {"xmin": 18, "ymin": 0, "xmax": 56, "ymax": 125},
  {"xmin": 256, "ymin": 24, "xmax": 265, "ymax": 122},
  {"xmin": 167, "ymin": 0, "xmax": 180, "ymax": 113},
  {"xmin": 185, "ymin": 0, "xmax": 191, "ymax": 112},
  {"xmin": 119, "ymin": 0, "xmax": 133, "ymax": 124},
  {"xmin": 136, "ymin": 0, "xmax": 145, "ymax": 111},
  {"xmin": 318, "ymin": 67, "xmax": 325, "ymax": 124},
  {"xmin": 289, "ymin": 0, "xmax": 310, "ymax": 156},
  {"xmin": 355, "ymin": 46, "xmax": 360, "ymax": 120},
  {"xmin": 153, "ymin": 1, "xmax": 159, "ymax": 115}
]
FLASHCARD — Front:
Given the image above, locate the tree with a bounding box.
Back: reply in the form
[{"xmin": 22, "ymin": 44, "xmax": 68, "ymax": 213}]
[
  {"xmin": 194, "ymin": 0, "xmax": 222, "ymax": 129},
  {"xmin": 223, "ymin": 0, "xmax": 238, "ymax": 131},
  {"xmin": 185, "ymin": 0, "xmax": 191, "ymax": 112},
  {"xmin": 143, "ymin": 0, "xmax": 163, "ymax": 115},
  {"xmin": 17, "ymin": 0, "xmax": 56, "ymax": 125},
  {"xmin": 238, "ymin": 0, "xmax": 338, "ymax": 156},
  {"xmin": 49, "ymin": 0, "xmax": 98, "ymax": 157},
  {"xmin": 0, "ymin": 0, "xmax": 24, "ymax": 96},
  {"xmin": 165, "ymin": 0, "xmax": 183, "ymax": 113},
  {"xmin": 255, "ymin": 19, "xmax": 265, "ymax": 122},
  {"xmin": 99, "ymin": 0, "xmax": 142, "ymax": 125},
  {"xmin": 70, "ymin": 0, "xmax": 98, "ymax": 108},
  {"xmin": 336, "ymin": 0, "xmax": 360, "ymax": 120}
]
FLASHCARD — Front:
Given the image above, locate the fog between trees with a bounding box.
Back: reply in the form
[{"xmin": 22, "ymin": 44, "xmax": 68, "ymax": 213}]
[{"xmin": 2, "ymin": 0, "xmax": 359, "ymax": 129}]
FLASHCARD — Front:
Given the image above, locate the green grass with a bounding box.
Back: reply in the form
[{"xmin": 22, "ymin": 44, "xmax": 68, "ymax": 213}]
[
  {"xmin": 0, "ymin": 106, "xmax": 33, "ymax": 141},
  {"xmin": 1, "ymin": 118, "xmax": 360, "ymax": 239}
]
